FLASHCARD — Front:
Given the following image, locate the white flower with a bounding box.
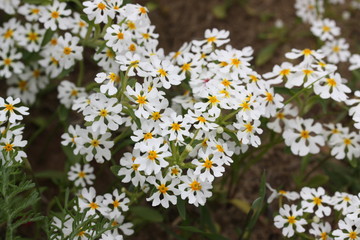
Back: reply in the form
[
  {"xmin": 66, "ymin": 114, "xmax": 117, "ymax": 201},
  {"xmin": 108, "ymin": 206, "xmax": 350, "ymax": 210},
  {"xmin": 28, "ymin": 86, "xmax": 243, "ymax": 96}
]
[
  {"xmin": 78, "ymin": 187, "xmax": 105, "ymax": 217},
  {"xmin": 300, "ymin": 187, "xmax": 332, "ymax": 218},
  {"xmin": 285, "ymin": 48, "xmax": 323, "ymax": 65},
  {"xmin": 18, "ymin": 4, "xmax": 43, "ymax": 22},
  {"xmin": 266, "ymin": 183, "xmax": 300, "ymax": 204},
  {"xmin": 234, "ymin": 118, "xmax": 263, "ymax": 147},
  {"xmin": 159, "ymin": 111, "xmax": 191, "ymax": 144},
  {"xmin": 57, "ymin": 80, "xmax": 86, "ymax": 108},
  {"xmin": 313, "ymin": 72, "xmax": 351, "ymax": 102},
  {"xmin": 349, "ymin": 54, "xmax": 360, "ymax": 71},
  {"xmin": 192, "ymin": 148, "xmax": 225, "ymax": 182},
  {"xmin": 134, "ymin": 138, "xmax": 171, "ymax": 175},
  {"xmin": 193, "ymin": 28, "xmax": 230, "ymax": 47},
  {"xmin": 274, "ymin": 204, "xmax": 307, "ymax": 237},
  {"xmin": 55, "ymin": 32, "xmax": 83, "ymax": 70},
  {"xmin": 78, "ymin": 127, "xmax": 114, "ymax": 163},
  {"xmin": 83, "ymin": 0, "xmax": 117, "ymax": 24},
  {"xmin": 69, "ymin": 12, "xmax": 89, "ymax": 38},
  {"xmin": 294, "ymin": 0, "xmax": 324, "ymax": 23},
  {"xmin": 321, "ymin": 38, "xmax": 351, "ymax": 64},
  {"xmin": 68, "ymin": 163, "xmax": 95, "ymax": 187},
  {"xmin": 17, "ymin": 23, "xmax": 45, "ymax": 52},
  {"xmin": 39, "ymin": 0, "xmax": 72, "ymax": 31},
  {"xmin": 118, "ymin": 150, "xmax": 146, "ymax": 187},
  {"xmin": 178, "ymin": 169, "xmax": 213, "ymax": 207},
  {"xmin": 329, "ymin": 129, "xmax": 360, "ymax": 160},
  {"xmin": 331, "ymin": 192, "xmax": 354, "ymax": 214},
  {"xmin": 146, "ymin": 172, "xmax": 180, "ymax": 208},
  {"xmin": 311, "ymin": 18, "xmax": 340, "ymax": 41},
  {"xmin": 309, "ymin": 222, "xmax": 333, "ymax": 240},
  {"xmin": 95, "ymin": 72, "xmax": 121, "ymax": 96},
  {"xmin": 94, "ymin": 48, "xmax": 120, "ymax": 73},
  {"xmin": 102, "ymin": 189, "xmax": 130, "ymax": 219},
  {"xmin": 0, "ymin": 18, "xmax": 21, "ymax": 48},
  {"xmin": 267, "ymin": 104, "xmax": 298, "ymax": 133},
  {"xmin": 332, "ymin": 218, "xmax": 360, "ymax": 240},
  {"xmin": 0, "ymin": 97, "xmax": 29, "ymax": 124},
  {"xmin": 283, "ymin": 117, "xmax": 325, "ymax": 156},
  {"xmin": 83, "ymin": 93, "xmax": 123, "ymax": 134},
  {"xmin": 0, "ymin": 48, "xmax": 24, "ymax": 78},
  {"xmin": 0, "ymin": 130, "xmax": 27, "ymax": 164},
  {"xmin": 167, "ymin": 165, "xmax": 182, "ymax": 178}
]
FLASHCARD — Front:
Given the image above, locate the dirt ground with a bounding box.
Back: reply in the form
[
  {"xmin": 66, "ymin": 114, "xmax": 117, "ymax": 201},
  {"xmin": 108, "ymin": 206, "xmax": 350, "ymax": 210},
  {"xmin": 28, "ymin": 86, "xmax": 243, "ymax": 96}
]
[{"xmin": 14, "ymin": 0, "xmax": 359, "ymax": 239}]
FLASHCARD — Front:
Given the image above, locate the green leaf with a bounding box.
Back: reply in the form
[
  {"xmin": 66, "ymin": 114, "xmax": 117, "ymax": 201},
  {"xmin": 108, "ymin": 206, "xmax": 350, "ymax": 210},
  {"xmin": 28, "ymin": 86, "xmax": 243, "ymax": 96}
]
[
  {"xmin": 255, "ymin": 42, "xmax": 279, "ymax": 66},
  {"xmin": 229, "ymin": 199, "xmax": 251, "ymax": 213},
  {"xmin": 178, "ymin": 226, "xmax": 203, "ymax": 233},
  {"xmin": 41, "ymin": 29, "xmax": 55, "ymax": 47},
  {"xmin": 130, "ymin": 206, "xmax": 163, "ymax": 222},
  {"xmin": 305, "ymin": 174, "xmax": 329, "ymax": 188},
  {"xmin": 58, "ymin": 105, "xmax": 69, "ymax": 123},
  {"xmin": 35, "ymin": 170, "xmax": 64, "ymax": 180},
  {"xmin": 176, "ymin": 197, "xmax": 186, "ymax": 220},
  {"xmin": 23, "ymin": 0, "xmax": 52, "ymax": 5},
  {"xmin": 110, "ymin": 165, "xmax": 121, "ymax": 176}
]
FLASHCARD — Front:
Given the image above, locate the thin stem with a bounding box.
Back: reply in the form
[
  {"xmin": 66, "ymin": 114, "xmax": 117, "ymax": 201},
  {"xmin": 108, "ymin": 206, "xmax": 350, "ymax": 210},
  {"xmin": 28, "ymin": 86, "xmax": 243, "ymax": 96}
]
[{"xmin": 76, "ymin": 59, "xmax": 84, "ymax": 87}]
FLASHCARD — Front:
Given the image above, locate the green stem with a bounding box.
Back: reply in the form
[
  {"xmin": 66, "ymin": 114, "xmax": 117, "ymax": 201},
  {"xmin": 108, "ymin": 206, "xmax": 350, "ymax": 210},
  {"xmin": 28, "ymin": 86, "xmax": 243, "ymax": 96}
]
[
  {"xmin": 117, "ymin": 66, "xmax": 132, "ymax": 100},
  {"xmin": 178, "ymin": 129, "xmax": 200, "ymax": 162}
]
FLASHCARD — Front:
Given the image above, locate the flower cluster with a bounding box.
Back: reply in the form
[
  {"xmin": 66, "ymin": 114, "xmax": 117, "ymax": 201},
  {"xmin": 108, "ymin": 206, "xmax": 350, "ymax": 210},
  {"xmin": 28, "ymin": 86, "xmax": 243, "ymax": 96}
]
[
  {"xmin": 269, "ymin": 184, "xmax": 360, "ymax": 239},
  {"xmin": 0, "ymin": 96, "xmax": 29, "ymax": 165}
]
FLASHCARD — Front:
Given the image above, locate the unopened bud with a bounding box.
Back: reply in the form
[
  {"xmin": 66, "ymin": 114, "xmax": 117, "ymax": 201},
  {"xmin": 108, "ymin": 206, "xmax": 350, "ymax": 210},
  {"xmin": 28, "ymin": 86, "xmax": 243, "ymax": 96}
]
[
  {"xmin": 312, "ymin": 216, "xmax": 320, "ymax": 223},
  {"xmin": 185, "ymin": 144, "xmax": 193, "ymax": 152},
  {"xmin": 216, "ymin": 126, "xmax": 224, "ymax": 134}
]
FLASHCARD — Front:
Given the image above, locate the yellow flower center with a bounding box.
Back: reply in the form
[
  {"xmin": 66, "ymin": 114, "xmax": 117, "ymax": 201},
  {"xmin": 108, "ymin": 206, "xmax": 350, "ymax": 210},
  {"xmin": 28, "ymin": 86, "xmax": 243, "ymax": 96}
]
[
  {"xmin": 128, "ymin": 43, "xmax": 136, "ymax": 52},
  {"xmin": 99, "ymin": 109, "xmax": 108, "ymax": 117},
  {"xmin": 202, "ymin": 158, "xmax": 213, "ymax": 169},
  {"xmin": 132, "ymin": 164, "xmax": 140, "ymax": 171},
  {"xmin": 216, "ymin": 144, "xmax": 224, "ymax": 152},
  {"xmin": 113, "ymin": 200, "xmax": 120, "ymax": 208},
  {"xmin": 136, "ymin": 95, "xmax": 147, "ymax": 105},
  {"xmin": 287, "ymin": 216, "xmax": 296, "ymax": 224},
  {"xmin": 278, "ymin": 190, "xmax": 287, "ymax": 195},
  {"xmin": 189, "ymin": 180, "xmax": 202, "ymax": 191},
  {"xmin": 276, "ymin": 112, "xmax": 285, "ymax": 119},
  {"xmin": 171, "ymin": 167, "xmax": 179, "ymax": 175},
  {"xmin": 51, "ymin": 11, "xmax": 59, "ymax": 19},
  {"xmin": 280, "ymin": 69, "xmax": 290, "ymax": 76},
  {"xmin": 27, "ymin": 32, "xmax": 39, "ymax": 41},
  {"xmin": 221, "ymin": 79, "xmax": 231, "ymax": 87},
  {"xmin": 77, "ymin": 231, "xmax": 86, "ymax": 237},
  {"xmin": 197, "ymin": 116, "xmax": 206, "ymax": 123},
  {"xmin": 79, "ymin": 21, "xmax": 86, "ymax": 27},
  {"xmin": 78, "ymin": 171, "xmax": 86, "ymax": 178},
  {"xmin": 3, "ymin": 143, "xmax": 14, "ymax": 152},
  {"xmin": 171, "ymin": 123, "xmax": 181, "ymax": 131},
  {"xmin": 142, "ymin": 33, "xmax": 150, "ymax": 39},
  {"xmin": 219, "ymin": 61, "xmax": 228, "ymax": 67},
  {"xmin": 157, "ymin": 68, "xmax": 168, "ymax": 77},
  {"xmin": 207, "ymin": 36, "xmax": 217, "ymax": 43},
  {"xmin": 139, "ymin": 7, "xmax": 147, "ymax": 14},
  {"xmin": 143, "ymin": 132, "xmax": 153, "ymax": 140},
  {"xmin": 18, "ymin": 80, "xmax": 28, "ymax": 91},
  {"xmin": 181, "ymin": 63, "xmax": 192, "ymax": 71},
  {"xmin": 343, "ymin": 138, "xmax": 352, "ymax": 145},
  {"xmin": 33, "ymin": 70, "xmax": 40, "ymax": 78},
  {"xmin": 332, "ymin": 46, "xmax": 340, "ymax": 52},
  {"xmin": 326, "ymin": 78, "xmax": 337, "ymax": 87},
  {"xmin": 313, "ymin": 197, "xmax": 322, "ymax": 205},
  {"xmin": 51, "ymin": 57, "xmax": 59, "ymax": 65},
  {"xmin": 147, "ymin": 150, "xmax": 158, "ymax": 161},
  {"xmin": 208, "ymin": 96, "xmax": 219, "ymax": 104},
  {"xmin": 70, "ymin": 89, "xmax": 78, "ymax": 96},
  {"xmin": 90, "ymin": 139, "xmax": 99, "ymax": 147},
  {"xmin": 127, "ymin": 21, "xmax": 136, "ymax": 30},
  {"xmin": 322, "ymin": 26, "xmax": 330, "ymax": 32},
  {"xmin": 63, "ymin": 47, "xmax": 72, "ymax": 55},
  {"xmin": 88, "ymin": 202, "xmax": 98, "ymax": 209},
  {"xmin": 4, "ymin": 104, "xmax": 15, "ymax": 111},
  {"xmin": 3, "ymin": 58, "xmax": 12, "ymax": 66},
  {"xmin": 244, "ymin": 123, "xmax": 254, "ymax": 133},
  {"xmin": 97, "ymin": 2, "xmax": 106, "ymax": 10},
  {"xmin": 302, "ymin": 69, "xmax": 313, "ymax": 75},
  {"xmin": 320, "ymin": 232, "xmax": 328, "ymax": 240},
  {"xmin": 300, "ymin": 130, "xmax": 310, "ymax": 139},
  {"xmin": 108, "ymin": 73, "xmax": 120, "ymax": 82},
  {"xmin": 158, "ymin": 184, "xmax": 169, "ymax": 194},
  {"xmin": 117, "ymin": 32, "xmax": 124, "ymax": 39},
  {"xmin": 50, "ymin": 38, "xmax": 58, "ymax": 45},
  {"xmin": 240, "ymin": 101, "xmax": 250, "ymax": 110},
  {"xmin": 3, "ymin": 29, "xmax": 13, "ymax": 39},
  {"xmin": 106, "ymin": 49, "xmax": 114, "ymax": 58},
  {"xmin": 151, "ymin": 112, "xmax": 161, "ymax": 120},
  {"xmin": 302, "ymin": 48, "xmax": 312, "ymax": 56},
  {"xmin": 344, "ymin": 196, "xmax": 350, "ymax": 201},
  {"xmin": 349, "ymin": 232, "xmax": 357, "ymax": 240},
  {"xmin": 231, "ymin": 58, "xmax": 241, "ymax": 67},
  {"xmin": 265, "ymin": 92, "xmax": 273, "ymax": 102}
]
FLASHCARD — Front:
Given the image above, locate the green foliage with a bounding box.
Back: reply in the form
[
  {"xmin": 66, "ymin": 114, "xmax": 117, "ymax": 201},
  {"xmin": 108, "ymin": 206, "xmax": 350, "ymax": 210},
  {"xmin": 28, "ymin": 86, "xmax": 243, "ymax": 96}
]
[{"xmin": 0, "ymin": 162, "xmax": 44, "ymax": 240}]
